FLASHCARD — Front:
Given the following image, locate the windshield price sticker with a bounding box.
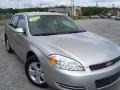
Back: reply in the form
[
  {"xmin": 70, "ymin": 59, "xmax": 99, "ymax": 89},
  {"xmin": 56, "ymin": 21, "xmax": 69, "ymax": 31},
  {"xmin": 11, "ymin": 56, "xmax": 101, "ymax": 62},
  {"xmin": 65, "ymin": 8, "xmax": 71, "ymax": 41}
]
[{"xmin": 29, "ymin": 16, "xmax": 40, "ymax": 22}]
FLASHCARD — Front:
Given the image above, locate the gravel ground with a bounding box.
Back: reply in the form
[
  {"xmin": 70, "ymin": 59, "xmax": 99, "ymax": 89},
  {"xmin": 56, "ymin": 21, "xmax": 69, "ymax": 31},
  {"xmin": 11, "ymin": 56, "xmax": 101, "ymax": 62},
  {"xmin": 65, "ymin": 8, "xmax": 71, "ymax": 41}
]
[{"xmin": 0, "ymin": 19, "xmax": 119, "ymax": 90}]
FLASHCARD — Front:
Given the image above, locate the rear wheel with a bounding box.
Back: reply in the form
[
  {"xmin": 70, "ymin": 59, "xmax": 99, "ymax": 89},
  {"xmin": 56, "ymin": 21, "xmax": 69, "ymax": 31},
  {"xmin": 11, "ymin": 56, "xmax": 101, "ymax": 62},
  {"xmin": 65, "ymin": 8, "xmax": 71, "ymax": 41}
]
[
  {"xmin": 25, "ymin": 55, "xmax": 48, "ymax": 88},
  {"xmin": 5, "ymin": 36, "xmax": 13, "ymax": 53}
]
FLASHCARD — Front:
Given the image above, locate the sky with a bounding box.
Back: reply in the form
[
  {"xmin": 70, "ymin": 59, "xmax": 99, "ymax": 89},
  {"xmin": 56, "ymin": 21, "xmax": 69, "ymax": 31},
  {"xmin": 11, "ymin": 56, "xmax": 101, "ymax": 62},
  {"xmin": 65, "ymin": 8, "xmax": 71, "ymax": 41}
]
[{"xmin": 0, "ymin": 0, "xmax": 120, "ymax": 8}]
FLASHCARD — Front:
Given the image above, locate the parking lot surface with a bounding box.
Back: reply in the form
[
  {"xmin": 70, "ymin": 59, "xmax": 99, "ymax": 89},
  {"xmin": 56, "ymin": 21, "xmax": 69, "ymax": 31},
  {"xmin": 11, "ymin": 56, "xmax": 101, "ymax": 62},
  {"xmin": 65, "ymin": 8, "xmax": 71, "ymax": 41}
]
[{"xmin": 0, "ymin": 19, "xmax": 119, "ymax": 90}]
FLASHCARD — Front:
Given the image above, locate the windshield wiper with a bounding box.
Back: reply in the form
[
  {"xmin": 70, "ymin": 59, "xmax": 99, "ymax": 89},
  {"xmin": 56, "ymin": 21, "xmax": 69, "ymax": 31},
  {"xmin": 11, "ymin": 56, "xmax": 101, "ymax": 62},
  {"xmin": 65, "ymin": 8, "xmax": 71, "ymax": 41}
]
[
  {"xmin": 33, "ymin": 33, "xmax": 57, "ymax": 36},
  {"xmin": 67, "ymin": 30, "xmax": 86, "ymax": 34},
  {"xmin": 33, "ymin": 30, "xmax": 86, "ymax": 36}
]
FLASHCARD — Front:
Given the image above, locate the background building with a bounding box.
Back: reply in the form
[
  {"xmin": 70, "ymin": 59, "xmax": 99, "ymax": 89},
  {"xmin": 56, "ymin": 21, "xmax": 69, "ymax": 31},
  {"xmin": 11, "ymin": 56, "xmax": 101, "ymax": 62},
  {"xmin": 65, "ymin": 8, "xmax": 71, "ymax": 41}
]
[
  {"xmin": 48, "ymin": 6, "xmax": 82, "ymax": 17},
  {"xmin": 108, "ymin": 8, "xmax": 120, "ymax": 16}
]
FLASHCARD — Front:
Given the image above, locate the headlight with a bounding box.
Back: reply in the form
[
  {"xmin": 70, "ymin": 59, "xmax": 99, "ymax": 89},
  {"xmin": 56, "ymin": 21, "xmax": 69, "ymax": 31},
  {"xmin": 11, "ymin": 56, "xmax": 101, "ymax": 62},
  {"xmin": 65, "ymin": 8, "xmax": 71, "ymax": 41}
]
[{"xmin": 48, "ymin": 55, "xmax": 84, "ymax": 71}]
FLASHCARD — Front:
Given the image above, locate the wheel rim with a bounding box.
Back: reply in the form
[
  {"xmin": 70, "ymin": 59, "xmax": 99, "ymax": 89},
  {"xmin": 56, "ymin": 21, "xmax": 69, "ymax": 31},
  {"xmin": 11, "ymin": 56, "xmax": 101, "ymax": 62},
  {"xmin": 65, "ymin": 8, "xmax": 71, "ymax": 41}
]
[
  {"xmin": 28, "ymin": 62, "xmax": 45, "ymax": 84},
  {"xmin": 6, "ymin": 40, "xmax": 10, "ymax": 51}
]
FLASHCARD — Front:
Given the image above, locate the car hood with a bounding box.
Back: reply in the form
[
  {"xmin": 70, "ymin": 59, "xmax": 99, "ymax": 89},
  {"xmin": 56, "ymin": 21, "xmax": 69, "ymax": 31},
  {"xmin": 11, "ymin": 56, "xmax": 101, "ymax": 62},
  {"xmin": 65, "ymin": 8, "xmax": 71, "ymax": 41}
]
[{"xmin": 33, "ymin": 32, "xmax": 120, "ymax": 67}]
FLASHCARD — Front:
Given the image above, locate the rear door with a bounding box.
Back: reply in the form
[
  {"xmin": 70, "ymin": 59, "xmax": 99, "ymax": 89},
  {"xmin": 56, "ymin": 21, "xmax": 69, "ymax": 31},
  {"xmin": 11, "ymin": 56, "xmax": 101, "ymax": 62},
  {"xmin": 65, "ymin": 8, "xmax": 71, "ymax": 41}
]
[{"xmin": 14, "ymin": 15, "xmax": 29, "ymax": 61}]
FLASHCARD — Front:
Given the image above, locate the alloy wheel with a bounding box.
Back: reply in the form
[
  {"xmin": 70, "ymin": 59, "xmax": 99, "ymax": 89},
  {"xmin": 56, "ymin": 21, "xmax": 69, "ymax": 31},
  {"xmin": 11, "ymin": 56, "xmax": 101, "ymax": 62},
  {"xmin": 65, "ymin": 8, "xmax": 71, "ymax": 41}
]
[{"xmin": 28, "ymin": 62, "xmax": 45, "ymax": 84}]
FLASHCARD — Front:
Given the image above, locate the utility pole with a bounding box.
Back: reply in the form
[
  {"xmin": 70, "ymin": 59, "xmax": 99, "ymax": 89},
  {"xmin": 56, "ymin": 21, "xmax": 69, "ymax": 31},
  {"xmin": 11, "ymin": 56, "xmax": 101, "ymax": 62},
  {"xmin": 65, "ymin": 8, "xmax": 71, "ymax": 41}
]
[
  {"xmin": 112, "ymin": 4, "xmax": 115, "ymax": 15},
  {"xmin": 112, "ymin": 4, "xmax": 116, "ymax": 16},
  {"xmin": 96, "ymin": 0, "xmax": 98, "ymax": 7},
  {"xmin": 39, "ymin": 2, "xmax": 43, "ymax": 8},
  {"xmin": 112, "ymin": 3, "xmax": 115, "ymax": 9},
  {"xmin": 71, "ymin": 0, "xmax": 74, "ymax": 17},
  {"xmin": 39, "ymin": 0, "xmax": 43, "ymax": 8},
  {"xmin": 17, "ymin": 0, "xmax": 19, "ymax": 9}
]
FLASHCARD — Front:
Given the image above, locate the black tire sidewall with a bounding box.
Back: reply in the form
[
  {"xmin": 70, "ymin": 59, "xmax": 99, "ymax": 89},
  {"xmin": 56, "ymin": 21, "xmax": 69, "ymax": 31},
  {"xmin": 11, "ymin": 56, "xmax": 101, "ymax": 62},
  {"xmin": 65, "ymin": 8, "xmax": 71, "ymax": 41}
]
[
  {"xmin": 25, "ymin": 55, "xmax": 48, "ymax": 88},
  {"xmin": 5, "ymin": 37, "xmax": 13, "ymax": 53}
]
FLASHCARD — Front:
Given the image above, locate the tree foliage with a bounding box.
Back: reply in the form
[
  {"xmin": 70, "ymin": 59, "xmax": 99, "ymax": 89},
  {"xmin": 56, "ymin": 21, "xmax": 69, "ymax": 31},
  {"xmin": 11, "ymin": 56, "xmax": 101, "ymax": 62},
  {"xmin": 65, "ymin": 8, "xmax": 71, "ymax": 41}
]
[
  {"xmin": 81, "ymin": 7, "xmax": 109, "ymax": 16},
  {"xmin": 0, "ymin": 7, "xmax": 111, "ymax": 17},
  {"xmin": 0, "ymin": 8, "xmax": 48, "ymax": 14}
]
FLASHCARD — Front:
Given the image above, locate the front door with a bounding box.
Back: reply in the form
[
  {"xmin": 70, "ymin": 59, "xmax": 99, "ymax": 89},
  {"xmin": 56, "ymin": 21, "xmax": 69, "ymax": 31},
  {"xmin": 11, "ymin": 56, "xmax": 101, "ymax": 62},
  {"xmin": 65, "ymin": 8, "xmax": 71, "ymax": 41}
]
[
  {"xmin": 7, "ymin": 15, "xmax": 19, "ymax": 50},
  {"xmin": 14, "ymin": 15, "xmax": 29, "ymax": 61}
]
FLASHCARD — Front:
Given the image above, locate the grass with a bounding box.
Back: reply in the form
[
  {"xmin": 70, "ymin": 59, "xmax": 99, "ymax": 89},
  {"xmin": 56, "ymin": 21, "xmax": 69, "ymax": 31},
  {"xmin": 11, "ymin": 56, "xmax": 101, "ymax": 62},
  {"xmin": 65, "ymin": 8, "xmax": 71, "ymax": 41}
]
[{"xmin": 0, "ymin": 14, "xmax": 7, "ymax": 20}]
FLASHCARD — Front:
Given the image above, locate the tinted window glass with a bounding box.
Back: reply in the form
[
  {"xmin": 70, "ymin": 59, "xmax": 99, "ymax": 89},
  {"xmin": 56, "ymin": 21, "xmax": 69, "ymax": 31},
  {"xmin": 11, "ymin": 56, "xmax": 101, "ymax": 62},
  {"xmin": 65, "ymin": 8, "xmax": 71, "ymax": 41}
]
[
  {"xmin": 10, "ymin": 15, "xmax": 19, "ymax": 28},
  {"xmin": 17, "ymin": 15, "xmax": 26, "ymax": 30},
  {"xmin": 28, "ymin": 15, "xmax": 85, "ymax": 36}
]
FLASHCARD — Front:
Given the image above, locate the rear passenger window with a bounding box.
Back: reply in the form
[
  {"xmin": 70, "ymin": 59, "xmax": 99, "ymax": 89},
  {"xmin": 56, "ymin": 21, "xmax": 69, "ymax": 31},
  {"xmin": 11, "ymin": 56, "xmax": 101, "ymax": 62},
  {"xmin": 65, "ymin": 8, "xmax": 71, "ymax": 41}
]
[{"xmin": 9, "ymin": 16, "xmax": 19, "ymax": 28}]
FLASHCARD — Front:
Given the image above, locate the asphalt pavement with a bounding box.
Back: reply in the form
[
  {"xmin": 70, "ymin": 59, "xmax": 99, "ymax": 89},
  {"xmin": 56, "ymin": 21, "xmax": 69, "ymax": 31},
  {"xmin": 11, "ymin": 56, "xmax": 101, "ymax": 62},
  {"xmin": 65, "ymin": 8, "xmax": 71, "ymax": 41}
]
[{"xmin": 0, "ymin": 19, "xmax": 119, "ymax": 90}]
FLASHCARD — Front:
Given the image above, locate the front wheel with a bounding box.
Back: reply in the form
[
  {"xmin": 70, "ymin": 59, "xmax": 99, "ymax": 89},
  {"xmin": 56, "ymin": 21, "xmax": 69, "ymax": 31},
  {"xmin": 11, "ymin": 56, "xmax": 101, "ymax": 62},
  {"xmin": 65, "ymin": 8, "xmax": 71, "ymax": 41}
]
[{"xmin": 25, "ymin": 55, "xmax": 48, "ymax": 88}]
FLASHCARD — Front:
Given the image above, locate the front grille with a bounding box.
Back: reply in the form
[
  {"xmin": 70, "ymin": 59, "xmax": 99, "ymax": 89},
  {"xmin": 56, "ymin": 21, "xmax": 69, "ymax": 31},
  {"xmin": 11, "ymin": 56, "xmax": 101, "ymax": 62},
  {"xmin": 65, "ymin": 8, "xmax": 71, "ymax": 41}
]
[
  {"xmin": 95, "ymin": 71, "xmax": 120, "ymax": 88},
  {"xmin": 90, "ymin": 56, "xmax": 120, "ymax": 71},
  {"xmin": 57, "ymin": 83, "xmax": 86, "ymax": 90}
]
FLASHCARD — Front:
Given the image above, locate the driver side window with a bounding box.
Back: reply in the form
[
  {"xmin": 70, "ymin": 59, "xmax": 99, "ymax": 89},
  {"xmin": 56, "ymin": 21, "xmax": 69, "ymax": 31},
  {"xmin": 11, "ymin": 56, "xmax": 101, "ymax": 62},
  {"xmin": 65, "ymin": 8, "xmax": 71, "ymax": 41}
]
[
  {"xmin": 17, "ymin": 15, "xmax": 26, "ymax": 30},
  {"xmin": 9, "ymin": 15, "xmax": 19, "ymax": 28}
]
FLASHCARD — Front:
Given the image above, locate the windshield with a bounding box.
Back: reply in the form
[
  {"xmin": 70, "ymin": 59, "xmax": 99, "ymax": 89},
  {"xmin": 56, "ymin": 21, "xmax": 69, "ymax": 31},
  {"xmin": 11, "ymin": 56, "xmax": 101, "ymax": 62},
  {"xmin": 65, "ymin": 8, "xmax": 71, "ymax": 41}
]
[{"xmin": 28, "ymin": 15, "xmax": 85, "ymax": 36}]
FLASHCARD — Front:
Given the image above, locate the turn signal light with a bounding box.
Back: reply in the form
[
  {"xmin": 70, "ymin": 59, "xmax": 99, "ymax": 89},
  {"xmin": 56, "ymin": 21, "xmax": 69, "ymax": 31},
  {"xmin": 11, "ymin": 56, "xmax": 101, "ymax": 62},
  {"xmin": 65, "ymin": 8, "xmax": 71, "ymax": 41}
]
[{"xmin": 49, "ymin": 55, "xmax": 56, "ymax": 65}]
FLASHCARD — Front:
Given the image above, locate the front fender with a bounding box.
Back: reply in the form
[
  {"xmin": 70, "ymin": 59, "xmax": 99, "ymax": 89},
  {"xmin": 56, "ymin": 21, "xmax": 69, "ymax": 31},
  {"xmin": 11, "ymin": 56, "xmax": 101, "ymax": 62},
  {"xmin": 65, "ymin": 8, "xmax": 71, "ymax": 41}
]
[{"xmin": 28, "ymin": 44, "xmax": 49, "ymax": 66}]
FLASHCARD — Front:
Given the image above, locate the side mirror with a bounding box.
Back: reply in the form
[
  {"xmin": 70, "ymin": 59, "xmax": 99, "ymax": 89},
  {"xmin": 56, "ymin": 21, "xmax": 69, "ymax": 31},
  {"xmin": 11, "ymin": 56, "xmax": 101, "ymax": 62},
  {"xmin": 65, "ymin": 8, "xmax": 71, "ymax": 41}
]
[{"xmin": 15, "ymin": 28, "xmax": 24, "ymax": 33}]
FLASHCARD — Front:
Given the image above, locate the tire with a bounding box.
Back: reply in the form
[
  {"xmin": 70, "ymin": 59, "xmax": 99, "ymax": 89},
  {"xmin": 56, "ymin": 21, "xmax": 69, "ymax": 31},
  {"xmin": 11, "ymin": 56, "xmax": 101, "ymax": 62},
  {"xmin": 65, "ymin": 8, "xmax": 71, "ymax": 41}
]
[
  {"xmin": 25, "ymin": 55, "xmax": 48, "ymax": 88},
  {"xmin": 5, "ymin": 36, "xmax": 13, "ymax": 53}
]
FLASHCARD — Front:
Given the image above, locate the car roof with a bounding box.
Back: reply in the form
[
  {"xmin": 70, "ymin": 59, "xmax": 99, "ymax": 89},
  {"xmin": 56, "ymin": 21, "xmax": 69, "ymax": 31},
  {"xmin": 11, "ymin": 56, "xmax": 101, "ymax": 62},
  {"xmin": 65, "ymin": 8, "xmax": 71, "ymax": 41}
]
[{"xmin": 15, "ymin": 12, "xmax": 65, "ymax": 16}]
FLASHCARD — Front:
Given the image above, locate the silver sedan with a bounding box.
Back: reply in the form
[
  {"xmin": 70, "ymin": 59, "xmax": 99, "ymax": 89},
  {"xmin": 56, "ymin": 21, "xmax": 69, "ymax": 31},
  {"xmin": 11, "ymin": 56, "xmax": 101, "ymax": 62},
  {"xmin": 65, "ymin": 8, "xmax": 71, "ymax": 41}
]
[{"xmin": 5, "ymin": 12, "xmax": 120, "ymax": 90}]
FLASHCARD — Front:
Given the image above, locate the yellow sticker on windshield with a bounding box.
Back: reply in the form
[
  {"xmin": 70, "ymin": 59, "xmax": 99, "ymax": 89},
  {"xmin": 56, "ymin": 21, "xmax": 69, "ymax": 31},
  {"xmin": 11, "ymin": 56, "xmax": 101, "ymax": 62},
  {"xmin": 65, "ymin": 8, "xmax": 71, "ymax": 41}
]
[{"xmin": 29, "ymin": 16, "xmax": 40, "ymax": 22}]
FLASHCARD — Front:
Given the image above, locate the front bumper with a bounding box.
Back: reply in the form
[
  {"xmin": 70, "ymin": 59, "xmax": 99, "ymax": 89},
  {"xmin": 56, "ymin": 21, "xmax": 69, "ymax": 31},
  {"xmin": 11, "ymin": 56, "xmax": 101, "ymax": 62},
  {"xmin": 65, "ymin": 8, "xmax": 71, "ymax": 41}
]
[{"xmin": 44, "ymin": 61, "xmax": 120, "ymax": 90}]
